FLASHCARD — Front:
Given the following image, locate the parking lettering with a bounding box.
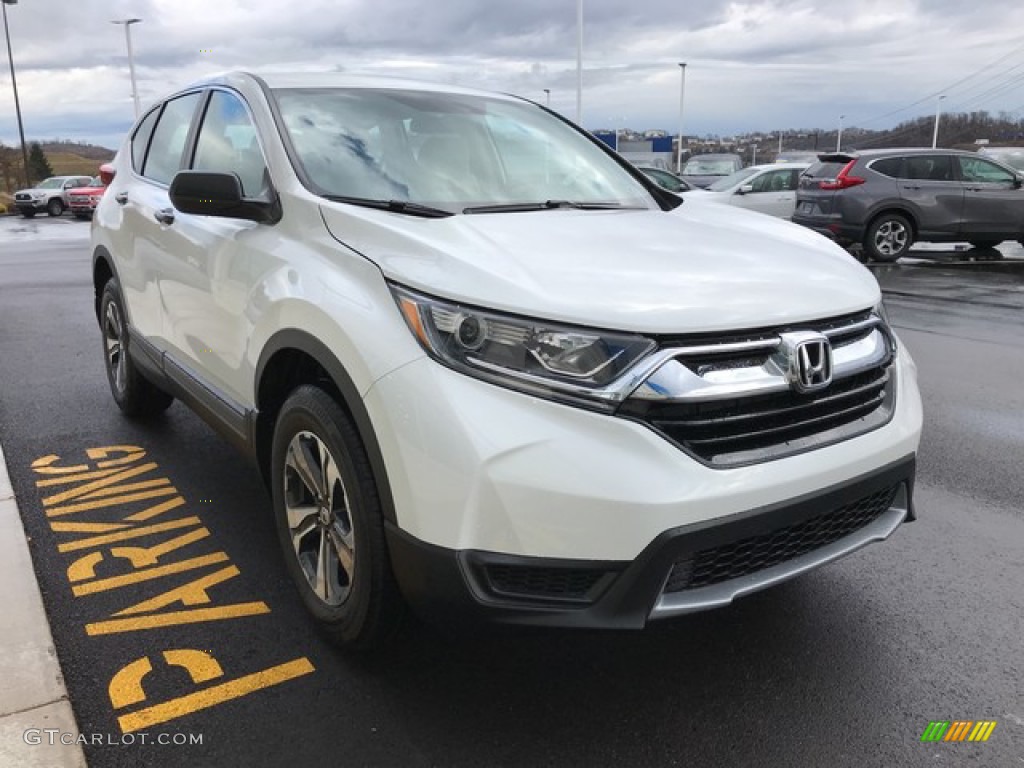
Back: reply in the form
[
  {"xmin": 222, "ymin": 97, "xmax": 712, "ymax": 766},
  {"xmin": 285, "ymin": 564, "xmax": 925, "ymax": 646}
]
[{"xmin": 109, "ymin": 650, "xmax": 314, "ymax": 733}]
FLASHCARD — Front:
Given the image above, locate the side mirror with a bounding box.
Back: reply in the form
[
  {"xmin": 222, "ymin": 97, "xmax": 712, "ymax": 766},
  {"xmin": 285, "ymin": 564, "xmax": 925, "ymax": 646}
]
[
  {"xmin": 169, "ymin": 171, "xmax": 280, "ymax": 224},
  {"xmin": 737, "ymin": 184, "xmax": 754, "ymax": 195}
]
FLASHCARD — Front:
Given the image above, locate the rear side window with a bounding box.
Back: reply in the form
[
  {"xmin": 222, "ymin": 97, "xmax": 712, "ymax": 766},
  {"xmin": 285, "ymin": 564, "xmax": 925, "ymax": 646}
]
[
  {"xmin": 142, "ymin": 92, "xmax": 202, "ymax": 185},
  {"xmin": 903, "ymin": 155, "xmax": 953, "ymax": 182},
  {"xmin": 131, "ymin": 108, "xmax": 160, "ymax": 173},
  {"xmin": 869, "ymin": 157, "xmax": 902, "ymax": 178}
]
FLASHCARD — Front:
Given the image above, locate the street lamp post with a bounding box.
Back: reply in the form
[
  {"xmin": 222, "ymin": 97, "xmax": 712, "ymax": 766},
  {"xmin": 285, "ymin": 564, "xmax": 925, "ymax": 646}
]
[
  {"xmin": 932, "ymin": 94, "xmax": 946, "ymax": 149},
  {"xmin": 2, "ymin": 0, "xmax": 30, "ymax": 188},
  {"xmin": 676, "ymin": 62, "xmax": 687, "ymax": 174},
  {"xmin": 836, "ymin": 114, "xmax": 845, "ymax": 152},
  {"xmin": 111, "ymin": 18, "xmax": 142, "ymax": 119},
  {"xmin": 575, "ymin": 0, "xmax": 583, "ymax": 124},
  {"xmin": 543, "ymin": 88, "xmax": 550, "ymax": 108}
]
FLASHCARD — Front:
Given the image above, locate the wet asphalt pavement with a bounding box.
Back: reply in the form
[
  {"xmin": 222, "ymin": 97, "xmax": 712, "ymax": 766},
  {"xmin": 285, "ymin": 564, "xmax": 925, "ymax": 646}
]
[{"xmin": 0, "ymin": 215, "xmax": 1021, "ymax": 767}]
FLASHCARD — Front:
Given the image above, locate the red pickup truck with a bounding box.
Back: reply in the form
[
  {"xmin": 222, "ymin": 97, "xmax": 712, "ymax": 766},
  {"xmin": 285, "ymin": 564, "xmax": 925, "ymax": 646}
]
[{"xmin": 67, "ymin": 176, "xmax": 106, "ymax": 219}]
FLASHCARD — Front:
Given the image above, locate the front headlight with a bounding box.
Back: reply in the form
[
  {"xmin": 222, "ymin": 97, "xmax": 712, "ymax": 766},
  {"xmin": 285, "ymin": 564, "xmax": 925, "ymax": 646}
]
[{"xmin": 391, "ymin": 284, "xmax": 656, "ymax": 411}]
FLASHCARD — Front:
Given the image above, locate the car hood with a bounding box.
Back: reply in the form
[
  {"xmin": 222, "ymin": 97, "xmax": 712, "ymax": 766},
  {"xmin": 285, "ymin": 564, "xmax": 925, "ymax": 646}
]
[
  {"xmin": 14, "ymin": 187, "xmax": 51, "ymax": 195},
  {"xmin": 319, "ymin": 201, "xmax": 879, "ymax": 334},
  {"xmin": 678, "ymin": 174, "xmax": 729, "ymax": 189}
]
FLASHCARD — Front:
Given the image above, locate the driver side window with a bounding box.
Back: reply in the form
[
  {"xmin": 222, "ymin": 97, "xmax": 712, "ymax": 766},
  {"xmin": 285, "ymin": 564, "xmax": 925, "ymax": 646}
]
[
  {"xmin": 958, "ymin": 157, "xmax": 1016, "ymax": 184},
  {"xmin": 192, "ymin": 91, "xmax": 269, "ymax": 197}
]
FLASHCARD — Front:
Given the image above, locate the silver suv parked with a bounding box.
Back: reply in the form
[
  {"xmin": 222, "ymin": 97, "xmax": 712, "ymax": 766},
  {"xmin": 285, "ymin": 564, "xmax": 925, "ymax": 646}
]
[{"xmin": 792, "ymin": 148, "xmax": 1024, "ymax": 262}]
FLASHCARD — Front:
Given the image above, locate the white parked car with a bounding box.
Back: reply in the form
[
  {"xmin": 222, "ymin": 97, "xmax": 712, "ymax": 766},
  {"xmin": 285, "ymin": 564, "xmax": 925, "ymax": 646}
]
[
  {"xmin": 683, "ymin": 162, "xmax": 811, "ymax": 219},
  {"xmin": 91, "ymin": 72, "xmax": 921, "ymax": 649}
]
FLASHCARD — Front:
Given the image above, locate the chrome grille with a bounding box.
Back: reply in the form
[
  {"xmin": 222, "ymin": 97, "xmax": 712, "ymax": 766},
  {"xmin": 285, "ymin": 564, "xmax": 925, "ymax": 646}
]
[{"xmin": 620, "ymin": 312, "xmax": 895, "ymax": 466}]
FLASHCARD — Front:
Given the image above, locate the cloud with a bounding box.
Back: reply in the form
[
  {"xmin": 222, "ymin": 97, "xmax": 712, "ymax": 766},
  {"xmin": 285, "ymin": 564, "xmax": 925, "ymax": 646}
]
[{"xmin": 1, "ymin": 0, "xmax": 1024, "ymax": 147}]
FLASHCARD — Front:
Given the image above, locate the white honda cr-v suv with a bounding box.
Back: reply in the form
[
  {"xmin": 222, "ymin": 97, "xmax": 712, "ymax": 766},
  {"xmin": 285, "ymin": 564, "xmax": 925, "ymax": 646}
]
[{"xmin": 91, "ymin": 72, "xmax": 922, "ymax": 649}]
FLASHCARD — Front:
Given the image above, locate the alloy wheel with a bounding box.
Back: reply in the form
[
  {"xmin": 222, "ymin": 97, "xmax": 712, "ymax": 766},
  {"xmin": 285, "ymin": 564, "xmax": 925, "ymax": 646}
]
[
  {"xmin": 103, "ymin": 301, "xmax": 127, "ymax": 394},
  {"xmin": 283, "ymin": 430, "xmax": 355, "ymax": 607},
  {"xmin": 874, "ymin": 220, "xmax": 908, "ymax": 257}
]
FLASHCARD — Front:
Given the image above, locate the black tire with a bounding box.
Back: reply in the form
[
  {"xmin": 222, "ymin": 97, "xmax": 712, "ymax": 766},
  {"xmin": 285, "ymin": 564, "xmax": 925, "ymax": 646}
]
[
  {"xmin": 47, "ymin": 198, "xmax": 64, "ymax": 217},
  {"xmin": 968, "ymin": 240, "xmax": 1002, "ymax": 249},
  {"xmin": 20, "ymin": 209, "xmax": 36, "ymax": 219},
  {"xmin": 271, "ymin": 385, "xmax": 404, "ymax": 650},
  {"xmin": 864, "ymin": 213, "xmax": 913, "ymax": 263},
  {"xmin": 99, "ymin": 279, "xmax": 174, "ymax": 418}
]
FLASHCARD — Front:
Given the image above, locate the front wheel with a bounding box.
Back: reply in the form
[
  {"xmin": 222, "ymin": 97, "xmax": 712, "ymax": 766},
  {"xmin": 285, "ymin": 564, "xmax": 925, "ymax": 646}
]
[
  {"xmin": 271, "ymin": 386, "xmax": 404, "ymax": 650},
  {"xmin": 99, "ymin": 279, "xmax": 174, "ymax": 418},
  {"xmin": 47, "ymin": 198, "xmax": 64, "ymax": 217},
  {"xmin": 864, "ymin": 213, "xmax": 913, "ymax": 262}
]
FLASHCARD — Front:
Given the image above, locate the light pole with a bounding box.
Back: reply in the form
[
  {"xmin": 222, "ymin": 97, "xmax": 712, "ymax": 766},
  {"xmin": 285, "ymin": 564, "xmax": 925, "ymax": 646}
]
[
  {"xmin": 676, "ymin": 62, "xmax": 687, "ymax": 173},
  {"xmin": 777, "ymin": 130, "xmax": 783, "ymax": 155},
  {"xmin": 543, "ymin": 88, "xmax": 550, "ymax": 108},
  {"xmin": 932, "ymin": 94, "xmax": 946, "ymax": 148},
  {"xmin": 2, "ymin": 0, "xmax": 30, "ymax": 188},
  {"xmin": 575, "ymin": 0, "xmax": 583, "ymax": 124},
  {"xmin": 111, "ymin": 18, "xmax": 142, "ymax": 119},
  {"xmin": 836, "ymin": 114, "xmax": 845, "ymax": 152}
]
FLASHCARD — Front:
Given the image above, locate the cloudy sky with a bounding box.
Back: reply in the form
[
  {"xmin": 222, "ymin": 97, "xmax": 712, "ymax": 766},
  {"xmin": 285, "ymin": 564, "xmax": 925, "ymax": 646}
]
[{"xmin": 3, "ymin": 0, "xmax": 1024, "ymax": 149}]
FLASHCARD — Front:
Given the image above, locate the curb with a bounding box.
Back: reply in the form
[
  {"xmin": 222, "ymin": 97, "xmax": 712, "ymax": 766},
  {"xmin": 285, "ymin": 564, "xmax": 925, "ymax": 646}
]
[{"xmin": 0, "ymin": 442, "xmax": 87, "ymax": 767}]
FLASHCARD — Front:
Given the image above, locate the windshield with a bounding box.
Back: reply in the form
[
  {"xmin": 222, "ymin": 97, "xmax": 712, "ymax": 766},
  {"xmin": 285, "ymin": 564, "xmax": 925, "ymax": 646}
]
[
  {"xmin": 982, "ymin": 149, "xmax": 1024, "ymax": 171},
  {"xmin": 36, "ymin": 178, "xmax": 64, "ymax": 189},
  {"xmin": 88, "ymin": 177, "xmax": 103, "ymax": 188},
  {"xmin": 681, "ymin": 157, "xmax": 738, "ymax": 177},
  {"xmin": 707, "ymin": 167, "xmax": 760, "ymax": 191},
  {"xmin": 272, "ymin": 88, "xmax": 653, "ymax": 212}
]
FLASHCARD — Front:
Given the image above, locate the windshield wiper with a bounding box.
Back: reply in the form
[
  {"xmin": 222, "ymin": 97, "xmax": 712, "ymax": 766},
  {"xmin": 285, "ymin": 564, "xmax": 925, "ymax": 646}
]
[
  {"xmin": 463, "ymin": 200, "xmax": 644, "ymax": 214},
  {"xmin": 323, "ymin": 195, "xmax": 453, "ymax": 218}
]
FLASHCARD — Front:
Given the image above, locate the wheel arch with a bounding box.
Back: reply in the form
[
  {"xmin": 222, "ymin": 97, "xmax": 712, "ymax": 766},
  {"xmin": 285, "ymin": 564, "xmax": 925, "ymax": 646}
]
[
  {"xmin": 254, "ymin": 330, "xmax": 397, "ymax": 524},
  {"xmin": 865, "ymin": 206, "xmax": 919, "ymax": 240},
  {"xmin": 92, "ymin": 245, "xmax": 119, "ymax": 324}
]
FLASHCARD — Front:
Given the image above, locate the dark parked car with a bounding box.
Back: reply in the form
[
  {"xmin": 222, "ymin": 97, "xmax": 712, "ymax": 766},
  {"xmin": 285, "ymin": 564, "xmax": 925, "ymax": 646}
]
[
  {"xmin": 636, "ymin": 166, "xmax": 692, "ymax": 192},
  {"xmin": 792, "ymin": 148, "xmax": 1024, "ymax": 262},
  {"xmin": 679, "ymin": 153, "xmax": 743, "ymax": 189}
]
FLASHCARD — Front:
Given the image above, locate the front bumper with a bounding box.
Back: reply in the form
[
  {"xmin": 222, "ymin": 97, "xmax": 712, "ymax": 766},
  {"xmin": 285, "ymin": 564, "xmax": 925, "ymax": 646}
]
[
  {"xmin": 15, "ymin": 198, "xmax": 47, "ymax": 212},
  {"xmin": 387, "ymin": 455, "xmax": 915, "ymax": 629}
]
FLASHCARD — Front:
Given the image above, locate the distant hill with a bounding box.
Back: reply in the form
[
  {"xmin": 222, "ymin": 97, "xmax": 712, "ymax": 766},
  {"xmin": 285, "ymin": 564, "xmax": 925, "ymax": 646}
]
[
  {"xmin": 40, "ymin": 140, "xmax": 116, "ymax": 162},
  {"xmin": 0, "ymin": 141, "xmax": 115, "ymax": 194}
]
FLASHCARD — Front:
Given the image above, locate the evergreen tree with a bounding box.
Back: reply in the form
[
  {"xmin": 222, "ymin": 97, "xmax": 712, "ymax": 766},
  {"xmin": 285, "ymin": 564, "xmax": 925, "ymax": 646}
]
[{"xmin": 28, "ymin": 142, "xmax": 53, "ymax": 184}]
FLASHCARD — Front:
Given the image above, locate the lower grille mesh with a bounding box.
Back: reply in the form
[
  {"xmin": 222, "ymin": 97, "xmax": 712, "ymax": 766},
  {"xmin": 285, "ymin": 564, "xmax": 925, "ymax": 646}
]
[
  {"xmin": 664, "ymin": 484, "xmax": 899, "ymax": 593},
  {"xmin": 484, "ymin": 564, "xmax": 609, "ymax": 603}
]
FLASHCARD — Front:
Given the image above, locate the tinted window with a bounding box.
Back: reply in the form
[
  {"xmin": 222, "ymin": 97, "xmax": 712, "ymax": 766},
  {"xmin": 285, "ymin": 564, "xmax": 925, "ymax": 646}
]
[
  {"xmin": 143, "ymin": 92, "xmax": 202, "ymax": 185},
  {"xmin": 192, "ymin": 90, "xmax": 268, "ymax": 197},
  {"xmin": 870, "ymin": 157, "xmax": 902, "ymax": 178},
  {"xmin": 903, "ymin": 155, "xmax": 953, "ymax": 181},
  {"xmin": 803, "ymin": 161, "xmax": 846, "ymax": 179},
  {"xmin": 131, "ymin": 108, "xmax": 161, "ymax": 173},
  {"xmin": 750, "ymin": 168, "xmax": 797, "ymax": 193},
  {"xmin": 958, "ymin": 156, "xmax": 1016, "ymax": 184}
]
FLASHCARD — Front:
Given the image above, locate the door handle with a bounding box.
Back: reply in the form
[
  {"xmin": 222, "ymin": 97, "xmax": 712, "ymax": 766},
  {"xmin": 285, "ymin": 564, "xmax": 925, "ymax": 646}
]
[
  {"xmin": 902, "ymin": 185, "xmax": 921, "ymax": 190},
  {"xmin": 114, "ymin": 192, "xmax": 129, "ymax": 205},
  {"xmin": 154, "ymin": 208, "xmax": 175, "ymax": 225},
  {"xmin": 965, "ymin": 186, "xmax": 983, "ymax": 192}
]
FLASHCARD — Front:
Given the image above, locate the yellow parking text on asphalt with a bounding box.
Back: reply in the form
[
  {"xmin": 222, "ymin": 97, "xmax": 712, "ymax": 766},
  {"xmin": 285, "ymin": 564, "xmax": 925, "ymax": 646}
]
[{"xmin": 30, "ymin": 444, "xmax": 315, "ymax": 733}]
